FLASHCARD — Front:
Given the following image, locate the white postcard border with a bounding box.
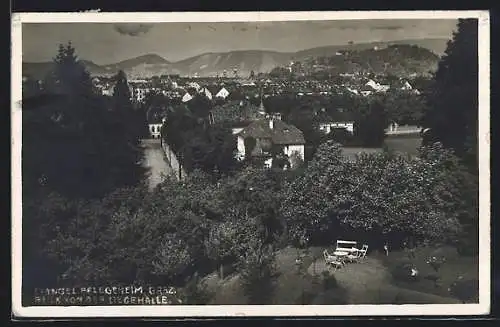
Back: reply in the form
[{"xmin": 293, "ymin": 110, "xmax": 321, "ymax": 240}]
[{"xmin": 11, "ymin": 10, "xmax": 491, "ymax": 318}]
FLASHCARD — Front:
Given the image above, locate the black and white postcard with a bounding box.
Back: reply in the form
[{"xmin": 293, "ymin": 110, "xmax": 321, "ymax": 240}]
[{"xmin": 11, "ymin": 11, "xmax": 490, "ymax": 318}]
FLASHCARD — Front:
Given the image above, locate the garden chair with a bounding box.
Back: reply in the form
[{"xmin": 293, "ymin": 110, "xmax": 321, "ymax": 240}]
[
  {"xmin": 345, "ymin": 244, "xmax": 368, "ymax": 263},
  {"xmin": 357, "ymin": 244, "xmax": 369, "ymax": 261},
  {"xmin": 323, "ymin": 250, "xmax": 343, "ymax": 271}
]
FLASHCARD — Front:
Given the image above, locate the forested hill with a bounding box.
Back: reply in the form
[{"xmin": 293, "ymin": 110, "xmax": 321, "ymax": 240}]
[
  {"xmin": 23, "ymin": 39, "xmax": 445, "ymax": 79},
  {"xmin": 273, "ymin": 44, "xmax": 441, "ymax": 78}
]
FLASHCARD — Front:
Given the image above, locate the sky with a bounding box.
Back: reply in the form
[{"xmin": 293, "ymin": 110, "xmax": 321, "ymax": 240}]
[{"xmin": 22, "ymin": 19, "xmax": 458, "ymax": 64}]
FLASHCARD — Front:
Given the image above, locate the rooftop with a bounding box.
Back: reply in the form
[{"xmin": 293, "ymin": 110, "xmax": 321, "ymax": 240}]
[{"xmin": 238, "ymin": 119, "xmax": 306, "ymax": 145}]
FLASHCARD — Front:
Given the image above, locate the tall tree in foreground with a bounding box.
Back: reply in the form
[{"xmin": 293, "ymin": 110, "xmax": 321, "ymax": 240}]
[
  {"xmin": 23, "ymin": 44, "xmax": 148, "ymax": 295},
  {"xmin": 422, "ymin": 19, "xmax": 478, "ymax": 171}
]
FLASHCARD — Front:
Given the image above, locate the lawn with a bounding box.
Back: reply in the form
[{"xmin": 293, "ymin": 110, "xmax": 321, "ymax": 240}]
[
  {"xmin": 339, "ymin": 134, "xmax": 423, "ymax": 161},
  {"xmin": 375, "ymin": 245, "xmax": 479, "ymax": 302},
  {"xmin": 384, "ymin": 134, "xmax": 423, "ymax": 156},
  {"xmin": 202, "ymin": 244, "xmax": 473, "ymax": 305}
]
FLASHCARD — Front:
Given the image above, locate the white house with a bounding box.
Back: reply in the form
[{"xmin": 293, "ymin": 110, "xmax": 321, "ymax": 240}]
[
  {"xmin": 346, "ymin": 87, "xmax": 359, "ymax": 95},
  {"xmin": 182, "ymin": 92, "xmax": 193, "ymax": 103},
  {"xmin": 132, "ymin": 87, "xmax": 150, "ymax": 103},
  {"xmin": 319, "ymin": 121, "xmax": 355, "ymax": 134},
  {"xmin": 149, "ymin": 123, "xmax": 163, "ymax": 139},
  {"xmin": 232, "ymin": 127, "xmax": 245, "ymax": 135},
  {"xmin": 101, "ymin": 86, "xmax": 114, "ymax": 96},
  {"xmin": 366, "ymin": 79, "xmax": 390, "ymax": 93},
  {"xmin": 147, "ymin": 110, "xmax": 165, "ymax": 139},
  {"xmin": 401, "ymin": 80, "xmax": 421, "ymax": 95},
  {"xmin": 216, "ymin": 87, "xmax": 230, "ymax": 99},
  {"xmin": 236, "ymin": 116, "xmax": 305, "ymax": 169},
  {"xmin": 188, "ymin": 81, "xmax": 201, "ymax": 91}
]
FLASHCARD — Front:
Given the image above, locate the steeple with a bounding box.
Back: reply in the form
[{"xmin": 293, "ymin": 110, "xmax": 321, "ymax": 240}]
[{"xmin": 258, "ymin": 85, "xmax": 266, "ymax": 115}]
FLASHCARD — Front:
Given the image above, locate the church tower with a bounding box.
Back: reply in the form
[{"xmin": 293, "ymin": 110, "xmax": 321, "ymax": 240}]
[{"xmin": 258, "ymin": 85, "xmax": 266, "ymax": 116}]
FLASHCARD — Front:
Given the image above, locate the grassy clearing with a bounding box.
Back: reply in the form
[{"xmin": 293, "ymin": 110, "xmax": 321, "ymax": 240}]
[
  {"xmin": 204, "ymin": 245, "xmax": 472, "ymax": 304},
  {"xmin": 384, "ymin": 134, "xmax": 422, "ymax": 156},
  {"xmin": 375, "ymin": 246, "xmax": 479, "ymax": 301},
  {"xmin": 339, "ymin": 134, "xmax": 422, "ymax": 161}
]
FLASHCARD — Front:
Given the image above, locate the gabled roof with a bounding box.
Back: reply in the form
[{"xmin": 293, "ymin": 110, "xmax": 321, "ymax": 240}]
[
  {"xmin": 238, "ymin": 119, "xmax": 306, "ymax": 145},
  {"xmin": 182, "ymin": 92, "xmax": 193, "ymax": 103},
  {"xmin": 216, "ymin": 87, "xmax": 230, "ymax": 98}
]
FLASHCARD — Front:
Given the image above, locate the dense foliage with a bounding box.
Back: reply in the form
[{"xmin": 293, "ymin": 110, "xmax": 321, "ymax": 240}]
[
  {"xmin": 422, "ymin": 18, "xmax": 479, "ymax": 171},
  {"xmin": 160, "ymin": 95, "xmax": 240, "ymax": 176},
  {"xmin": 270, "ymin": 44, "xmax": 439, "ymax": 79},
  {"xmin": 23, "ymin": 44, "xmax": 146, "ymax": 199},
  {"xmin": 281, "ymin": 141, "xmax": 478, "ymax": 250}
]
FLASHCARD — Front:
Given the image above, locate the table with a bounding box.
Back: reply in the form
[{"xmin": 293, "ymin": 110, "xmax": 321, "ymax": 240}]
[
  {"xmin": 333, "ymin": 251, "xmax": 348, "ymax": 265},
  {"xmin": 333, "ymin": 251, "xmax": 349, "ymax": 256}
]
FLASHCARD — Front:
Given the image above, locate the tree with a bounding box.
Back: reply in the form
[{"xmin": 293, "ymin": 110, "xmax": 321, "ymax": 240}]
[
  {"xmin": 354, "ymin": 96, "xmax": 388, "ymax": 147},
  {"xmin": 204, "ymin": 212, "xmax": 261, "ymax": 279},
  {"xmin": 113, "ymin": 70, "xmax": 132, "ymax": 107},
  {"xmin": 44, "ymin": 42, "xmax": 94, "ymax": 97},
  {"xmin": 281, "ymin": 140, "xmax": 470, "ymax": 248},
  {"xmin": 179, "ymin": 272, "xmax": 214, "ymax": 304},
  {"xmin": 244, "ymin": 137, "xmax": 256, "ymax": 160},
  {"xmin": 218, "ymin": 167, "xmax": 287, "ymax": 245},
  {"xmin": 23, "ymin": 43, "xmax": 146, "ymax": 199},
  {"xmin": 37, "ymin": 173, "xmax": 219, "ymax": 288},
  {"xmin": 180, "ymin": 124, "xmax": 238, "ymax": 176},
  {"xmin": 238, "ymin": 241, "xmax": 278, "ymax": 304},
  {"xmin": 422, "ymin": 19, "xmax": 478, "ymax": 171},
  {"xmin": 383, "ymin": 90, "xmax": 427, "ymax": 126}
]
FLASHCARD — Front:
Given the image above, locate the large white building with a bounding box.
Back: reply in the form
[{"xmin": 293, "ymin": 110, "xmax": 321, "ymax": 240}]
[
  {"xmin": 319, "ymin": 121, "xmax": 355, "ymax": 134},
  {"xmin": 132, "ymin": 86, "xmax": 150, "ymax": 102},
  {"xmin": 236, "ymin": 116, "xmax": 305, "ymax": 169},
  {"xmin": 216, "ymin": 87, "xmax": 230, "ymax": 99}
]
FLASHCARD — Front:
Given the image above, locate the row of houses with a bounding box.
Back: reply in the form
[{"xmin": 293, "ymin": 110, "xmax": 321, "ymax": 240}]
[{"xmin": 92, "ymin": 72, "xmax": 422, "ymax": 104}]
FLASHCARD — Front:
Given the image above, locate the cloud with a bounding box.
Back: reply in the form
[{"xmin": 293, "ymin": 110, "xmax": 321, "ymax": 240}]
[
  {"xmin": 336, "ymin": 24, "xmax": 404, "ymax": 31},
  {"xmin": 372, "ymin": 25, "xmax": 404, "ymax": 31},
  {"xmin": 113, "ymin": 24, "xmax": 153, "ymax": 36},
  {"xmin": 301, "ymin": 20, "xmax": 407, "ymax": 31}
]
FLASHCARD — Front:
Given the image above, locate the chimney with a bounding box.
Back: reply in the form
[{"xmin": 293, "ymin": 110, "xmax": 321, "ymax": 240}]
[{"xmin": 269, "ymin": 117, "xmax": 274, "ymax": 129}]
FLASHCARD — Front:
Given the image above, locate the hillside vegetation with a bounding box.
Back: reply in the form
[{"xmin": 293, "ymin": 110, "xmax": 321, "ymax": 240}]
[{"xmin": 23, "ymin": 39, "xmax": 446, "ymax": 79}]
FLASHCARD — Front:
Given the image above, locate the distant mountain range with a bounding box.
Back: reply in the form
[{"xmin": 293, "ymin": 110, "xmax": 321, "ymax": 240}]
[{"xmin": 23, "ymin": 38, "xmax": 449, "ymax": 79}]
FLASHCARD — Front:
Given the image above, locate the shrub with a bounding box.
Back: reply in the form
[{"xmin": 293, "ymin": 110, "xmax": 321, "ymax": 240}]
[
  {"xmin": 430, "ymin": 246, "xmax": 459, "ymax": 262},
  {"xmin": 180, "ymin": 273, "xmax": 214, "ymax": 305},
  {"xmin": 321, "ymin": 271, "xmax": 339, "ymax": 290},
  {"xmin": 391, "ymin": 260, "xmax": 421, "ymax": 283},
  {"xmin": 238, "ymin": 243, "xmax": 278, "ymax": 304}
]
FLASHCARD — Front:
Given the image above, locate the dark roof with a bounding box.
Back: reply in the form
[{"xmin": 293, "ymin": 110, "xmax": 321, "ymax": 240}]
[
  {"xmin": 238, "ymin": 119, "xmax": 306, "ymax": 145},
  {"xmin": 313, "ymin": 109, "xmax": 356, "ymax": 123}
]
